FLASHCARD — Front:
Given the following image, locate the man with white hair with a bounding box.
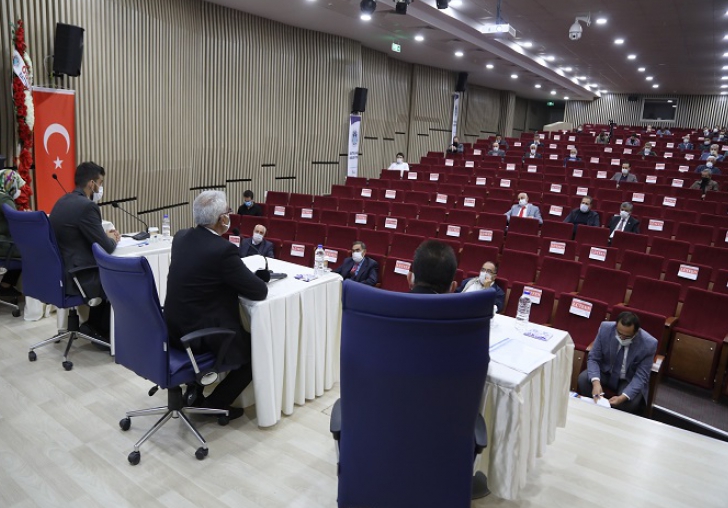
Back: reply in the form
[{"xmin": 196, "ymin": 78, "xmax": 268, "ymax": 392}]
[
  {"xmin": 522, "ymin": 144, "xmax": 542, "ymax": 161},
  {"xmin": 165, "ymin": 190, "xmax": 268, "ymax": 420}
]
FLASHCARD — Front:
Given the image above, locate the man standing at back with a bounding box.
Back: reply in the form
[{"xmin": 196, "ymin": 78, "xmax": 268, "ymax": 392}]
[
  {"xmin": 50, "ymin": 162, "xmax": 119, "ymax": 341},
  {"xmin": 165, "ymin": 190, "xmax": 268, "ymax": 419}
]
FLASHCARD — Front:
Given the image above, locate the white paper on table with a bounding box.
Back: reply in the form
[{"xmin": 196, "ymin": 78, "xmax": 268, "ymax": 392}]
[
  {"xmin": 118, "ymin": 237, "xmax": 145, "ymax": 248},
  {"xmin": 489, "ymin": 338, "xmax": 556, "ymax": 374},
  {"xmin": 574, "ymin": 394, "xmax": 611, "ymax": 408}
]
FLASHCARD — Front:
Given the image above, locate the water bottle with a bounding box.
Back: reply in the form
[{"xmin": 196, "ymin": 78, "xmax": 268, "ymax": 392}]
[
  {"xmin": 516, "ymin": 289, "xmax": 532, "ymax": 322},
  {"xmin": 161, "ymin": 213, "xmax": 171, "ymax": 239},
  {"xmin": 314, "ymin": 244, "xmax": 326, "ymax": 278}
]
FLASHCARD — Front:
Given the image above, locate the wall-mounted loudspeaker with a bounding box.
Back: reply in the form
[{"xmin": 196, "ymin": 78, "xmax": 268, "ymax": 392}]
[
  {"xmin": 53, "ymin": 23, "xmax": 85, "ymax": 77},
  {"xmin": 627, "ymin": 95, "xmax": 640, "ymax": 102},
  {"xmin": 455, "ymin": 72, "xmax": 469, "ymax": 92},
  {"xmin": 352, "ymin": 87, "xmax": 368, "ymax": 113}
]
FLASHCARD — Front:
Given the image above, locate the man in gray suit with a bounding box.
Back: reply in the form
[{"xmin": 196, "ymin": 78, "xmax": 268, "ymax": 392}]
[
  {"xmin": 505, "ymin": 192, "xmax": 543, "ymax": 224},
  {"xmin": 611, "ymin": 161, "xmax": 638, "ymax": 187},
  {"xmin": 577, "ymin": 312, "xmax": 657, "ymax": 414}
]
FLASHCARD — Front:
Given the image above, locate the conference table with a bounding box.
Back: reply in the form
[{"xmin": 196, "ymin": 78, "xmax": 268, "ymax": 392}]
[
  {"xmin": 237, "ymin": 256, "xmax": 342, "ymax": 428},
  {"xmin": 479, "ymin": 314, "xmax": 574, "ymax": 500}
]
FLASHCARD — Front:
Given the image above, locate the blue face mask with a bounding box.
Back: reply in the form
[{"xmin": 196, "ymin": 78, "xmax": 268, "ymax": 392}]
[{"xmin": 245, "ymin": 200, "xmax": 253, "ymax": 208}]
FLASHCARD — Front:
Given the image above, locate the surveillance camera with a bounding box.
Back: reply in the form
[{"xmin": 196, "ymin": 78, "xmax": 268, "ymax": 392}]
[{"xmin": 569, "ymin": 21, "xmax": 582, "ymax": 40}]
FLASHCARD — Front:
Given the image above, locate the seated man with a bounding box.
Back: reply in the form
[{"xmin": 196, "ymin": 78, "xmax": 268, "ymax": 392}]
[
  {"xmin": 455, "ymin": 260, "xmax": 504, "ymax": 312},
  {"xmin": 494, "ymin": 134, "xmax": 509, "ymax": 150},
  {"xmin": 333, "ymin": 241, "xmax": 378, "ymax": 286},
  {"xmin": 700, "ymin": 139, "xmax": 713, "ymax": 152},
  {"xmin": 505, "ymin": 192, "xmax": 543, "ymax": 224},
  {"xmin": 531, "ymin": 133, "xmax": 545, "ymax": 148},
  {"xmin": 239, "ymin": 224, "xmax": 275, "ymax": 258},
  {"xmin": 50, "ymin": 162, "xmax": 120, "ymax": 341},
  {"xmin": 656, "ymin": 127, "xmax": 671, "ymax": 137},
  {"xmin": 695, "ymin": 156, "xmax": 722, "ymax": 175},
  {"xmin": 387, "ymin": 152, "xmax": 410, "ymax": 175},
  {"xmin": 0, "ymin": 169, "xmax": 27, "ymax": 296},
  {"xmin": 563, "ymin": 148, "xmax": 581, "ymax": 166},
  {"xmin": 611, "ymin": 161, "xmax": 638, "ymax": 187},
  {"xmin": 165, "ymin": 190, "xmax": 268, "ymax": 419},
  {"xmin": 447, "ymin": 137, "xmax": 464, "ymax": 154},
  {"xmin": 407, "ymin": 239, "xmax": 457, "ymax": 294},
  {"xmin": 595, "ymin": 131, "xmax": 610, "ymax": 144},
  {"xmin": 236, "ymin": 190, "xmax": 263, "ymax": 216},
  {"xmin": 608, "ymin": 202, "xmax": 640, "ymax": 240},
  {"xmin": 690, "ymin": 169, "xmax": 720, "ymax": 198},
  {"xmin": 699, "ymin": 144, "xmax": 724, "ymax": 162},
  {"xmin": 486, "ymin": 142, "xmax": 505, "ymax": 157},
  {"xmin": 639, "ymin": 142, "xmax": 657, "ymax": 158},
  {"xmin": 564, "ymin": 195, "xmax": 600, "ymax": 237},
  {"xmin": 625, "ymin": 133, "xmax": 641, "ymax": 146},
  {"xmin": 677, "ymin": 136, "xmax": 693, "ymax": 151},
  {"xmin": 522, "ymin": 144, "xmax": 542, "ymax": 161},
  {"xmin": 577, "ymin": 312, "xmax": 658, "ymax": 414}
]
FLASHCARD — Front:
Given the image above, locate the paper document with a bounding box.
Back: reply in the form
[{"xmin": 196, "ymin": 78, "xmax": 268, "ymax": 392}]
[
  {"xmin": 118, "ymin": 237, "xmax": 144, "ymax": 248},
  {"xmin": 573, "ymin": 394, "xmax": 611, "ymax": 408},
  {"xmin": 489, "ymin": 338, "xmax": 556, "ymax": 374}
]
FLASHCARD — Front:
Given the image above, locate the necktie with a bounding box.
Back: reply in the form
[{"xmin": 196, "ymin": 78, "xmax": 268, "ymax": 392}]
[
  {"xmin": 519, "ymin": 206, "xmax": 526, "ymax": 217},
  {"xmin": 610, "ymin": 218, "xmax": 625, "ymax": 238},
  {"xmin": 350, "ymin": 262, "xmax": 359, "ymax": 276}
]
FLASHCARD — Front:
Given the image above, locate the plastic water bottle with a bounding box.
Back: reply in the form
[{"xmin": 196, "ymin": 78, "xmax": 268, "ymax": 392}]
[
  {"xmin": 516, "ymin": 289, "xmax": 532, "ymax": 322},
  {"xmin": 314, "ymin": 245, "xmax": 326, "ymax": 278},
  {"xmin": 161, "ymin": 213, "xmax": 171, "ymax": 239}
]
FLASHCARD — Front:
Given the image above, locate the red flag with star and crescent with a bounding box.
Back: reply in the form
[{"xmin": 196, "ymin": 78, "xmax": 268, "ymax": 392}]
[{"xmin": 32, "ymin": 87, "xmax": 76, "ymax": 212}]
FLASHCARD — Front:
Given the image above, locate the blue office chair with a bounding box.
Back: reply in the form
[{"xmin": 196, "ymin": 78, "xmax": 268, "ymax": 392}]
[
  {"xmin": 330, "ymin": 280, "xmax": 494, "ymax": 508},
  {"xmin": 92, "ymin": 243, "xmax": 238, "ymax": 465},
  {"xmin": 3, "ymin": 205, "xmax": 109, "ymax": 369},
  {"xmin": 0, "ymin": 237, "xmax": 22, "ymax": 317}
]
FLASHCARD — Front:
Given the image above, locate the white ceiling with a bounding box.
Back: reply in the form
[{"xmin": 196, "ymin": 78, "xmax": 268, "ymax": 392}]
[{"xmin": 205, "ymin": 0, "xmax": 726, "ymax": 102}]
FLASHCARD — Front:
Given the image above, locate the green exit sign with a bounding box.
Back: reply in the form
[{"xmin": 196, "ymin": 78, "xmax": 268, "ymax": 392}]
[
  {"xmin": 391, "ymin": 42, "xmax": 402, "ymax": 53},
  {"xmin": 546, "ymin": 101, "xmax": 555, "ymax": 106}
]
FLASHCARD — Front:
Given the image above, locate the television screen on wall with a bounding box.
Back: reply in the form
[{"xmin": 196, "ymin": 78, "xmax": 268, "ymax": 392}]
[{"xmin": 641, "ymin": 98, "xmax": 677, "ymax": 122}]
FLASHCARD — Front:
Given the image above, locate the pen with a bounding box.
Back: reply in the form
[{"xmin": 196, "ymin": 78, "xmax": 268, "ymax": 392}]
[
  {"xmin": 136, "ymin": 241, "xmax": 149, "ymax": 247},
  {"xmin": 593, "ymin": 392, "xmax": 605, "ymax": 399}
]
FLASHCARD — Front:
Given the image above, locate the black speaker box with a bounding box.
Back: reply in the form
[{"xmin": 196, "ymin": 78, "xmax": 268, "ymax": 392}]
[
  {"xmin": 352, "ymin": 87, "xmax": 368, "ymax": 113},
  {"xmin": 628, "ymin": 95, "xmax": 640, "ymax": 102},
  {"xmin": 53, "ymin": 23, "xmax": 85, "ymax": 77},
  {"xmin": 455, "ymin": 72, "xmax": 468, "ymax": 92}
]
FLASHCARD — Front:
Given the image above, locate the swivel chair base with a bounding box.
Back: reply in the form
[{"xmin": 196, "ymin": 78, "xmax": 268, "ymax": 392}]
[
  {"xmin": 0, "ymin": 297, "xmax": 21, "ymax": 317},
  {"xmin": 27, "ymin": 308, "xmax": 110, "ymax": 370},
  {"xmin": 471, "ymin": 471, "xmax": 491, "ymax": 499},
  {"xmin": 119, "ymin": 386, "xmax": 229, "ymax": 465}
]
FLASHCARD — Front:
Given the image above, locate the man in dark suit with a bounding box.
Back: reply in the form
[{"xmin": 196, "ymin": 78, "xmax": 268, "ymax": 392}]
[
  {"xmin": 522, "ymin": 144, "xmax": 542, "ymax": 161},
  {"xmin": 407, "ymin": 240, "xmax": 458, "ymax": 294},
  {"xmin": 50, "ymin": 162, "xmax": 119, "ymax": 340},
  {"xmin": 236, "ymin": 189, "xmax": 263, "ymax": 216},
  {"xmin": 239, "ymin": 224, "xmax": 275, "ymax": 258},
  {"xmin": 165, "ymin": 190, "xmax": 268, "ymax": 419},
  {"xmin": 333, "ymin": 241, "xmax": 378, "ymax": 286},
  {"xmin": 608, "ymin": 202, "xmax": 640, "ymax": 241},
  {"xmin": 455, "ymin": 260, "xmax": 505, "ymax": 312},
  {"xmin": 564, "ymin": 195, "xmax": 601, "ymax": 238},
  {"xmin": 577, "ymin": 312, "xmax": 658, "ymax": 414}
]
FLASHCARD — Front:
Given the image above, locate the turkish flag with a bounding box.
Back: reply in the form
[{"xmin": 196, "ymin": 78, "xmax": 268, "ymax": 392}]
[{"xmin": 32, "ymin": 87, "xmax": 76, "ymax": 212}]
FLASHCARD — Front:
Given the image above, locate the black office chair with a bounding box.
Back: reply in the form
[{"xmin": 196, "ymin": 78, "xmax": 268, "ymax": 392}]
[
  {"xmin": 0, "ymin": 237, "xmax": 21, "ymax": 317},
  {"xmin": 93, "ymin": 244, "xmax": 240, "ymax": 465}
]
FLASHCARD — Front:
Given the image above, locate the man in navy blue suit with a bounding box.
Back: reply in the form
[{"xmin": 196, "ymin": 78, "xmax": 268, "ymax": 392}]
[
  {"xmin": 333, "ymin": 241, "xmax": 378, "ymax": 286},
  {"xmin": 239, "ymin": 224, "xmax": 275, "ymax": 258}
]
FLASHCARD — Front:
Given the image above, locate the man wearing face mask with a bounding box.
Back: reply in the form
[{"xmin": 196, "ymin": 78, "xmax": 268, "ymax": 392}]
[
  {"xmin": 639, "ymin": 142, "xmax": 657, "ymax": 158},
  {"xmin": 387, "ymin": 152, "xmax": 410, "ymax": 176},
  {"xmin": 577, "ymin": 312, "xmax": 657, "ymax": 414},
  {"xmin": 562, "ymin": 149, "xmax": 581, "ymax": 166},
  {"xmin": 677, "ymin": 137, "xmax": 693, "ymax": 151},
  {"xmin": 608, "ymin": 202, "xmax": 640, "ymax": 241},
  {"xmin": 611, "ymin": 161, "xmax": 638, "ymax": 187},
  {"xmin": 454, "ymin": 261, "xmax": 504, "ymax": 313},
  {"xmin": 595, "ymin": 131, "xmax": 609, "ymax": 144},
  {"xmin": 625, "ymin": 133, "xmax": 641, "ymax": 147},
  {"xmin": 0, "ymin": 169, "xmax": 27, "ymax": 296},
  {"xmin": 494, "ymin": 134, "xmax": 509, "ymax": 150},
  {"xmin": 236, "ymin": 190, "xmax": 263, "ymax": 216},
  {"xmin": 239, "ymin": 224, "xmax": 275, "ymax": 258},
  {"xmin": 487, "ymin": 142, "xmax": 505, "ymax": 157},
  {"xmin": 505, "ymin": 193, "xmax": 543, "ymax": 224},
  {"xmin": 522, "ymin": 144, "xmax": 542, "ymax": 162},
  {"xmin": 695, "ymin": 156, "xmax": 722, "ymax": 175},
  {"xmin": 655, "ymin": 127, "xmax": 671, "ymax": 137},
  {"xmin": 690, "ymin": 169, "xmax": 720, "ymax": 198},
  {"xmin": 564, "ymin": 196, "xmax": 601, "ymax": 238},
  {"xmin": 333, "ymin": 241, "xmax": 378, "ymax": 286},
  {"xmin": 700, "ymin": 138, "xmax": 713, "ymax": 152},
  {"xmin": 165, "ymin": 190, "xmax": 268, "ymax": 420},
  {"xmin": 699, "ymin": 144, "xmax": 724, "ymax": 162},
  {"xmin": 50, "ymin": 162, "xmax": 120, "ymax": 342},
  {"xmin": 447, "ymin": 137, "xmax": 464, "ymax": 154}
]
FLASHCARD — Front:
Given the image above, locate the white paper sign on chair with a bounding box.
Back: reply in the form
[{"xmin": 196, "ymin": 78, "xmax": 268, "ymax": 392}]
[
  {"xmin": 572, "ymin": 169, "xmax": 583, "ymax": 177},
  {"xmin": 478, "ymin": 229, "xmax": 493, "ymax": 242},
  {"xmin": 550, "ymin": 183, "xmax": 562, "ymax": 193},
  {"xmin": 355, "ymin": 214, "xmax": 368, "ymax": 225},
  {"xmin": 632, "ymin": 192, "xmax": 645, "ymax": 202},
  {"xmin": 475, "ymin": 177, "xmax": 486, "ymax": 186},
  {"xmin": 590, "ymin": 157, "xmax": 600, "ymax": 163},
  {"xmin": 274, "ymin": 206, "xmax": 286, "ymax": 216},
  {"xmin": 407, "ymin": 172, "xmax": 417, "ymax": 180},
  {"xmin": 576, "ymin": 187, "xmax": 588, "ymax": 197},
  {"xmin": 301, "ymin": 208, "xmax": 313, "ymax": 219},
  {"xmin": 569, "ymin": 298, "xmax": 593, "ymax": 318},
  {"xmin": 528, "ymin": 165, "xmax": 538, "ymax": 172},
  {"xmin": 290, "ymin": 244, "xmax": 305, "ymax": 257},
  {"xmin": 677, "ymin": 264, "xmax": 699, "ymax": 281},
  {"xmin": 596, "ymin": 171, "xmax": 607, "ymax": 179},
  {"xmin": 506, "ymin": 163, "xmax": 516, "ymax": 171},
  {"xmin": 436, "ymin": 193, "xmax": 448, "ymax": 204},
  {"xmin": 646, "ymin": 176, "xmax": 657, "ymax": 184},
  {"xmin": 524, "ymin": 286, "xmax": 542, "ymax": 304},
  {"xmin": 549, "ymin": 241, "xmax": 566, "ymax": 255},
  {"xmin": 549, "ymin": 205, "xmax": 563, "ymax": 216},
  {"xmin": 671, "ymin": 179, "xmax": 684, "ymax": 188},
  {"xmin": 465, "ymin": 161, "xmax": 475, "ymax": 168},
  {"xmin": 446, "ymin": 225, "xmax": 461, "ymax": 237},
  {"xmin": 384, "ymin": 189, "xmax": 397, "ymax": 199},
  {"xmin": 662, "ymin": 197, "xmax": 677, "ymax": 207},
  {"xmin": 384, "ymin": 218, "xmax": 398, "ymax": 229},
  {"xmin": 588, "ymin": 247, "xmax": 607, "ymax": 262},
  {"xmin": 474, "ymin": 149, "xmax": 482, "ymax": 155},
  {"xmin": 500, "ymin": 179, "xmax": 511, "ymax": 188},
  {"xmin": 361, "ymin": 188, "xmax": 372, "ymax": 198},
  {"xmin": 430, "ymin": 173, "xmax": 440, "ymax": 181},
  {"xmin": 394, "ymin": 260, "xmax": 411, "ymax": 275},
  {"xmin": 324, "ymin": 249, "xmax": 338, "ymax": 264},
  {"xmin": 648, "ymin": 219, "xmax": 664, "ymax": 231},
  {"xmin": 463, "ymin": 198, "xmax": 476, "ymax": 208},
  {"xmin": 228, "ymin": 235, "xmax": 241, "ymax": 247},
  {"xmin": 445, "ymin": 159, "xmax": 454, "ymax": 166}
]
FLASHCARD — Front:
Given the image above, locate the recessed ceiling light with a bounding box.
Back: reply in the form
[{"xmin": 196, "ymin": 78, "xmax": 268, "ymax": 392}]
[
  {"xmin": 535, "ymin": 84, "xmax": 542, "ymax": 88},
  {"xmin": 486, "ymin": 63, "xmax": 494, "ymax": 69},
  {"xmin": 722, "ymin": 76, "xmax": 728, "ymax": 80},
  {"xmin": 646, "ymin": 76, "xmax": 653, "ymax": 81},
  {"xmin": 627, "ymin": 54, "xmax": 636, "ymax": 60},
  {"xmin": 652, "ymin": 84, "xmax": 659, "ymax": 88},
  {"xmin": 414, "ymin": 34, "xmax": 424, "ymax": 42},
  {"xmin": 545, "ymin": 55, "xmax": 555, "ymax": 62},
  {"xmin": 564, "ymin": 96, "xmax": 570, "ymax": 100},
  {"xmin": 723, "ymin": 65, "xmax": 728, "ymax": 70},
  {"xmin": 450, "ymin": 0, "xmax": 463, "ymax": 6},
  {"xmin": 520, "ymin": 41, "xmax": 533, "ymax": 48},
  {"xmin": 588, "ymin": 83, "xmax": 597, "ymax": 87},
  {"xmin": 550, "ymin": 90, "xmax": 557, "ymax": 95},
  {"xmin": 723, "ymin": 91, "xmax": 728, "ymax": 95},
  {"xmin": 722, "ymin": 85, "xmax": 728, "ymax": 89},
  {"xmin": 578, "ymin": 76, "xmax": 587, "ymax": 80},
  {"xmin": 360, "ymin": 14, "xmax": 372, "ymax": 21},
  {"xmin": 562, "ymin": 67, "xmax": 573, "ymax": 72},
  {"xmin": 600, "ymin": 90, "xmax": 608, "ymax": 94},
  {"xmin": 455, "ymin": 51, "xmax": 464, "ymax": 57},
  {"xmin": 724, "ymin": 34, "xmax": 728, "ymax": 40},
  {"xmin": 667, "ymin": 100, "xmax": 673, "ymax": 103},
  {"xmin": 596, "ymin": 18, "xmax": 607, "ymax": 25},
  {"xmin": 724, "ymin": 52, "xmax": 728, "ymax": 57},
  {"xmin": 638, "ymin": 67, "xmax": 646, "ymax": 72},
  {"xmin": 511, "ymin": 74, "xmax": 518, "ymax": 79},
  {"xmin": 614, "ymin": 38, "xmax": 625, "ymax": 44}
]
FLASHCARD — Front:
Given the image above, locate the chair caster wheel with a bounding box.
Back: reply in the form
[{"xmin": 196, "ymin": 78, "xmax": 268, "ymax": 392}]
[
  {"xmin": 195, "ymin": 447, "xmax": 208, "ymax": 460},
  {"xmin": 62, "ymin": 361, "xmax": 73, "ymax": 371},
  {"xmin": 217, "ymin": 415, "xmax": 229, "ymax": 426},
  {"xmin": 12, "ymin": 309, "xmax": 20, "ymax": 317},
  {"xmin": 119, "ymin": 418, "xmax": 131, "ymax": 431},
  {"xmin": 128, "ymin": 451, "xmax": 140, "ymax": 465},
  {"xmin": 28, "ymin": 351, "xmax": 37, "ymax": 362}
]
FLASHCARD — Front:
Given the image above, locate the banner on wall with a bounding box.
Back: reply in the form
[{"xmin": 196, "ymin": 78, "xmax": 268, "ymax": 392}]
[
  {"xmin": 32, "ymin": 87, "xmax": 76, "ymax": 212},
  {"xmin": 451, "ymin": 92, "xmax": 461, "ymax": 141},
  {"xmin": 347, "ymin": 114, "xmax": 361, "ymax": 177}
]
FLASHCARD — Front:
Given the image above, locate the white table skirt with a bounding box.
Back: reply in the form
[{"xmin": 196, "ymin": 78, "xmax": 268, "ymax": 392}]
[
  {"xmin": 478, "ymin": 314, "xmax": 574, "ymax": 500},
  {"xmin": 239, "ymin": 256, "xmax": 342, "ymax": 428}
]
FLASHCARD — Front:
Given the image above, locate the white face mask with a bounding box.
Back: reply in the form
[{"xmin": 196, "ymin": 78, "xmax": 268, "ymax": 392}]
[
  {"xmin": 252, "ymin": 233, "xmax": 264, "ymax": 244},
  {"xmin": 616, "ymin": 333, "xmax": 633, "ymax": 347},
  {"xmin": 530, "ymin": 149, "xmax": 537, "ymax": 154},
  {"xmin": 644, "ymin": 148, "xmax": 651, "ymax": 153},
  {"xmin": 704, "ymin": 130, "xmax": 710, "ymax": 136},
  {"xmin": 570, "ymin": 153, "xmax": 577, "ymax": 158},
  {"xmin": 396, "ymin": 157, "xmax": 403, "ymax": 163},
  {"xmin": 92, "ymin": 185, "xmax": 103, "ymax": 203},
  {"xmin": 12, "ymin": 189, "xmax": 21, "ymax": 200},
  {"xmin": 579, "ymin": 204, "xmax": 589, "ymax": 213},
  {"xmin": 352, "ymin": 251, "xmax": 364, "ymax": 263},
  {"xmin": 683, "ymin": 139, "xmax": 689, "ymax": 144},
  {"xmin": 519, "ymin": 198, "xmax": 527, "ymax": 207},
  {"xmin": 620, "ymin": 210, "xmax": 630, "ymax": 219},
  {"xmin": 707, "ymin": 162, "xmax": 714, "ymax": 168},
  {"xmin": 478, "ymin": 271, "xmax": 490, "ymax": 285},
  {"xmin": 622, "ymin": 168, "xmax": 629, "ymax": 175}
]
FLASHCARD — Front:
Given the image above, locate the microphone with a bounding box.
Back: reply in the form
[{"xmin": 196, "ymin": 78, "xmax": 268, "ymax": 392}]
[
  {"xmin": 52, "ymin": 173, "xmax": 69, "ymax": 194},
  {"xmin": 255, "ymin": 256, "xmax": 271, "ymax": 283},
  {"xmin": 111, "ymin": 202, "xmax": 150, "ymax": 241}
]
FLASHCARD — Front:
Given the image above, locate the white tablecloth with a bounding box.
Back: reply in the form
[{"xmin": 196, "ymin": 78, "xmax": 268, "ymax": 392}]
[
  {"xmin": 478, "ymin": 314, "xmax": 574, "ymax": 500},
  {"xmin": 239, "ymin": 256, "xmax": 342, "ymax": 428}
]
